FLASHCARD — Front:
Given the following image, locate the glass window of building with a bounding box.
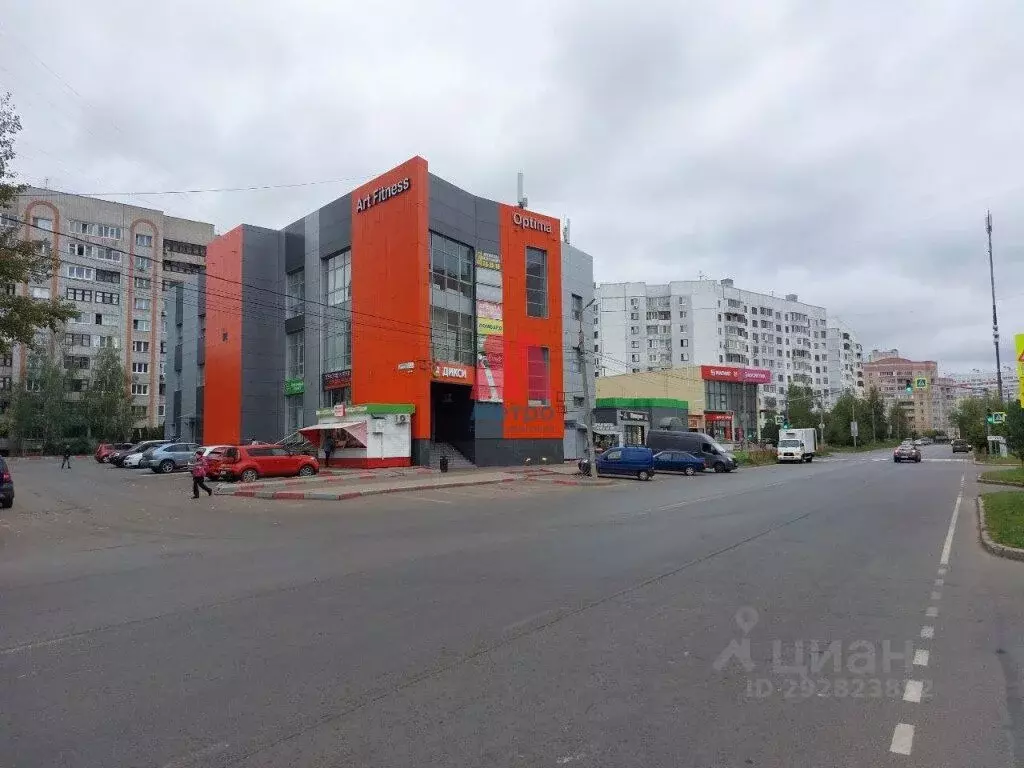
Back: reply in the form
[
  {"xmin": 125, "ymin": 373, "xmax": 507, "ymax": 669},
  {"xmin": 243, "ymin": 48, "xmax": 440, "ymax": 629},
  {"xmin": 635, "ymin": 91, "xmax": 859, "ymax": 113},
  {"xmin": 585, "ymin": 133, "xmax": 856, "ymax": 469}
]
[
  {"xmin": 322, "ymin": 249, "xmax": 352, "ymax": 376},
  {"xmin": 287, "ymin": 331, "xmax": 304, "ymax": 378},
  {"xmin": 525, "ymin": 247, "xmax": 547, "ymax": 317},
  {"xmin": 527, "ymin": 346, "xmax": 550, "ymax": 405},
  {"xmin": 429, "ymin": 232, "xmax": 475, "ymax": 365},
  {"xmin": 571, "ymin": 293, "xmax": 583, "ymax": 321},
  {"xmin": 287, "ymin": 398, "xmax": 304, "ymax": 435},
  {"xmin": 286, "ymin": 270, "xmax": 305, "ymax": 319}
]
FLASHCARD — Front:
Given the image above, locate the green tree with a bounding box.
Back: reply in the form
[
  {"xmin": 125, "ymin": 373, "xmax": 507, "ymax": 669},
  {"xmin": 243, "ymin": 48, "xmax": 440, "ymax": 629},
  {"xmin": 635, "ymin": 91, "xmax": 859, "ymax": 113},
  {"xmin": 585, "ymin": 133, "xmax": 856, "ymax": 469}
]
[
  {"xmin": 889, "ymin": 401, "xmax": 910, "ymax": 441},
  {"xmin": 761, "ymin": 408, "xmax": 780, "ymax": 444},
  {"xmin": 8, "ymin": 342, "xmax": 70, "ymax": 452},
  {"xmin": 0, "ymin": 93, "xmax": 78, "ymax": 356},
  {"xmin": 785, "ymin": 384, "xmax": 817, "ymax": 428},
  {"xmin": 1002, "ymin": 399, "xmax": 1024, "ymax": 466},
  {"xmin": 863, "ymin": 386, "xmax": 888, "ymax": 443},
  {"xmin": 824, "ymin": 392, "xmax": 858, "ymax": 446},
  {"xmin": 83, "ymin": 345, "xmax": 136, "ymax": 441},
  {"xmin": 949, "ymin": 395, "xmax": 1009, "ymax": 451}
]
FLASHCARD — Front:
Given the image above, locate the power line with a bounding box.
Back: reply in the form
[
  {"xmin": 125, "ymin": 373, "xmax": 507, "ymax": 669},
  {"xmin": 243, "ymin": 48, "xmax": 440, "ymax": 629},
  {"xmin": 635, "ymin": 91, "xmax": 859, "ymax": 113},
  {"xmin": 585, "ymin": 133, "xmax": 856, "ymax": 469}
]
[{"xmin": 14, "ymin": 176, "xmax": 373, "ymax": 198}]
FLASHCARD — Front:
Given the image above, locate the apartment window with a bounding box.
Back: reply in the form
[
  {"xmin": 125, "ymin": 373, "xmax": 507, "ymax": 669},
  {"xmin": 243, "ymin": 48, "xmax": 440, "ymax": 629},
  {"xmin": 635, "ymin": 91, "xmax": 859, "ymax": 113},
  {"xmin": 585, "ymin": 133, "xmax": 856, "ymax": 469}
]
[
  {"xmin": 65, "ymin": 333, "xmax": 91, "ymax": 347},
  {"xmin": 160, "ymin": 341, "xmax": 167, "ymax": 354},
  {"xmin": 630, "ymin": 326, "xmax": 639, "ymax": 335},
  {"xmin": 133, "ymin": 319, "xmax": 150, "ymax": 332},
  {"xmin": 66, "ymin": 288, "xmax": 93, "ymax": 302},
  {"xmin": 131, "ymin": 383, "xmax": 149, "ymax": 396},
  {"xmin": 593, "ymin": 330, "xmax": 598, "ymax": 339},
  {"xmin": 96, "ymin": 269, "xmax": 120, "ymax": 285},
  {"xmin": 96, "ymin": 291, "xmax": 119, "ymax": 305},
  {"xmin": 526, "ymin": 346, "xmax": 550, "ymax": 405},
  {"xmin": 287, "ymin": 331, "xmax": 304, "ymax": 378},
  {"xmin": 132, "ymin": 362, "xmax": 149, "ymax": 374},
  {"xmin": 63, "ymin": 355, "xmax": 90, "ymax": 370},
  {"xmin": 133, "ymin": 341, "xmax": 150, "ymax": 353},
  {"xmin": 776, "ymin": 336, "xmax": 782, "ymax": 344},
  {"xmin": 135, "ymin": 233, "xmax": 153, "ymax": 248},
  {"xmin": 0, "ymin": 356, "xmax": 11, "ymax": 368},
  {"xmin": 680, "ymin": 353, "xmax": 689, "ymax": 362},
  {"xmin": 286, "ymin": 270, "xmax": 305, "ymax": 319},
  {"xmin": 134, "ymin": 297, "xmax": 150, "ymax": 311},
  {"xmin": 593, "ymin": 344, "xmax": 599, "ymax": 353},
  {"xmin": 323, "ymin": 249, "xmax": 353, "ymax": 372},
  {"xmin": 571, "ymin": 293, "xmax": 583, "ymax": 321},
  {"xmin": 631, "ymin": 340, "xmax": 640, "ymax": 349},
  {"xmin": 132, "ymin": 405, "xmax": 147, "ymax": 419},
  {"xmin": 32, "ymin": 216, "xmax": 53, "ymax": 231},
  {"xmin": 678, "ymin": 311, "xmax": 687, "ymax": 318},
  {"xmin": 157, "ymin": 404, "xmax": 165, "ymax": 419},
  {"xmin": 30, "ymin": 286, "xmax": 51, "ymax": 300},
  {"xmin": 64, "ymin": 264, "xmax": 95, "ymax": 281},
  {"xmin": 135, "ymin": 256, "xmax": 150, "ymax": 272},
  {"xmin": 134, "ymin": 277, "xmax": 151, "ymax": 290},
  {"xmin": 631, "ymin": 354, "xmax": 640, "ymax": 363},
  {"xmin": 680, "ymin": 338, "xmax": 689, "ymax": 347},
  {"xmin": 525, "ymin": 247, "xmax": 548, "ymax": 318}
]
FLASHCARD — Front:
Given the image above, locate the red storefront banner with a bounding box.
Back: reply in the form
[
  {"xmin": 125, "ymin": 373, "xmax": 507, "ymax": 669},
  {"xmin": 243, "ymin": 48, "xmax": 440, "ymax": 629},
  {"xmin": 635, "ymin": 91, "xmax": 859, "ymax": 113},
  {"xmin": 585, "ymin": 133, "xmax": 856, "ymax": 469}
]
[
  {"xmin": 705, "ymin": 412, "xmax": 734, "ymax": 422},
  {"xmin": 700, "ymin": 365, "xmax": 772, "ymax": 384}
]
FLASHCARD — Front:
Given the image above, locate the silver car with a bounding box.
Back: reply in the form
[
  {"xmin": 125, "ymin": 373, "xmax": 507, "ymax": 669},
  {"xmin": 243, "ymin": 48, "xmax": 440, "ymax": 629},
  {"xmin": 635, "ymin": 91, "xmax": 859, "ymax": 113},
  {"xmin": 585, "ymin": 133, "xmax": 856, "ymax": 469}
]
[{"xmin": 145, "ymin": 442, "xmax": 201, "ymax": 473}]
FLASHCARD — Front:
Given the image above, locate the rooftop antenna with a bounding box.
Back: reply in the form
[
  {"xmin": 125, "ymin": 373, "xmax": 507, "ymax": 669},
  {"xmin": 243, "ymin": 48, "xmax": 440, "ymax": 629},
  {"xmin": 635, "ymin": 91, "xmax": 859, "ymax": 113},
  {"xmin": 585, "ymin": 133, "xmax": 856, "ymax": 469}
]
[
  {"xmin": 563, "ymin": 217, "xmax": 571, "ymax": 244},
  {"xmin": 517, "ymin": 172, "xmax": 528, "ymax": 209}
]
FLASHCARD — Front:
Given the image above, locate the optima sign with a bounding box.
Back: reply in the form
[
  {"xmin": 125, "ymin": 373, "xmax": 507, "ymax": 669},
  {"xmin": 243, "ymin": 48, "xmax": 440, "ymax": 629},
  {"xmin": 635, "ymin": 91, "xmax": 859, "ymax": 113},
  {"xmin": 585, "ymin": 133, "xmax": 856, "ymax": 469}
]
[
  {"xmin": 356, "ymin": 177, "xmax": 411, "ymax": 213},
  {"xmin": 511, "ymin": 211, "xmax": 553, "ymax": 234}
]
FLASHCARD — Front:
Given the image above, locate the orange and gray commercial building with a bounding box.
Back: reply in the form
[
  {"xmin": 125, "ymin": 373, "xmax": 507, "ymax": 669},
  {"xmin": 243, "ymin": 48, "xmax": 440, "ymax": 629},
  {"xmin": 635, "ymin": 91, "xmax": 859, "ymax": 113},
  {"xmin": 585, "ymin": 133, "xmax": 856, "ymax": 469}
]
[{"xmin": 165, "ymin": 156, "xmax": 594, "ymax": 467}]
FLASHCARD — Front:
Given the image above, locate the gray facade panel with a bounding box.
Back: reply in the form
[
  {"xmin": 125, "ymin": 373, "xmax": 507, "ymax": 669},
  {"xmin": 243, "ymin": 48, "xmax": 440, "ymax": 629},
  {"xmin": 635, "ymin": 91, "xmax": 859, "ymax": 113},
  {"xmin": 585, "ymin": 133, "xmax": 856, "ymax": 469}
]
[
  {"xmin": 240, "ymin": 226, "xmax": 286, "ymax": 442},
  {"xmin": 284, "ymin": 315, "xmax": 304, "ymax": 335},
  {"xmin": 317, "ymin": 193, "xmax": 352, "ymax": 258},
  {"xmin": 284, "ymin": 225, "xmax": 305, "ymax": 274},
  {"xmin": 474, "ymin": 438, "xmax": 564, "ymax": 467},
  {"xmin": 302, "ymin": 211, "xmax": 322, "ymax": 426},
  {"xmin": 561, "ymin": 242, "xmax": 595, "ymax": 458}
]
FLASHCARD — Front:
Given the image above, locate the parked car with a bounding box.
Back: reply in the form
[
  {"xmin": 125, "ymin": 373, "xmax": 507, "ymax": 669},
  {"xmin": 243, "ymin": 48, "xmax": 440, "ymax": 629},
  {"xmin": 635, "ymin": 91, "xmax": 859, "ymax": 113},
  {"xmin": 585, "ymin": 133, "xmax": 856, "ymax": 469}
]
[
  {"xmin": 206, "ymin": 443, "xmax": 320, "ymax": 483},
  {"xmin": 653, "ymin": 450, "xmax": 706, "ymax": 476},
  {"xmin": 111, "ymin": 440, "xmax": 171, "ymax": 467},
  {"xmin": 952, "ymin": 439, "xmax": 971, "ymax": 453},
  {"xmin": 894, "ymin": 444, "xmax": 922, "ymax": 463},
  {"xmin": 0, "ymin": 456, "xmax": 13, "ymax": 509},
  {"xmin": 95, "ymin": 442, "xmax": 134, "ymax": 463},
  {"xmin": 578, "ymin": 446, "xmax": 655, "ymax": 480},
  {"xmin": 646, "ymin": 430, "xmax": 737, "ymax": 473},
  {"xmin": 142, "ymin": 442, "xmax": 202, "ymax": 473}
]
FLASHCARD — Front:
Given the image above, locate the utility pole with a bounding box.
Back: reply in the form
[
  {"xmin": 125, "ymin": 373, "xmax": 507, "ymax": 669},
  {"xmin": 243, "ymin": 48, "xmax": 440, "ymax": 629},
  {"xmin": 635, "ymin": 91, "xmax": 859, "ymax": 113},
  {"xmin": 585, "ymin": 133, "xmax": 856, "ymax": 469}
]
[
  {"xmin": 578, "ymin": 299, "xmax": 598, "ymax": 478},
  {"xmin": 852, "ymin": 394, "xmax": 857, "ymax": 449},
  {"xmin": 987, "ymin": 211, "xmax": 1004, "ymax": 402}
]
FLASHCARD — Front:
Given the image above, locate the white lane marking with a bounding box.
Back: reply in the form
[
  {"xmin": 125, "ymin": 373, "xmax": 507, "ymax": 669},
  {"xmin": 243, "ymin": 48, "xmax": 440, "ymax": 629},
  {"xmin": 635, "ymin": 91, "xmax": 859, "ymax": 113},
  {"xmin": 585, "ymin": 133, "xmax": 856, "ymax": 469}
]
[
  {"xmin": 938, "ymin": 566, "xmax": 948, "ymax": 576},
  {"xmin": 921, "ymin": 625, "xmax": 935, "ymax": 639},
  {"xmin": 415, "ymin": 495, "xmax": 455, "ymax": 505},
  {"xmin": 904, "ymin": 680, "xmax": 924, "ymax": 703},
  {"xmin": 931, "ymin": 591, "xmax": 942, "ymax": 601},
  {"xmin": 890, "ymin": 724, "xmax": 915, "ymax": 755},
  {"xmin": 961, "ymin": 475, "xmax": 966, "ymax": 488},
  {"xmin": 556, "ymin": 753, "xmax": 587, "ymax": 765},
  {"xmin": 926, "ymin": 606, "xmax": 938, "ymax": 618},
  {"xmin": 914, "ymin": 649, "xmax": 930, "ymax": 667},
  {"xmin": 935, "ymin": 578, "xmax": 944, "ymax": 587},
  {"xmin": 940, "ymin": 491, "xmax": 963, "ymax": 566}
]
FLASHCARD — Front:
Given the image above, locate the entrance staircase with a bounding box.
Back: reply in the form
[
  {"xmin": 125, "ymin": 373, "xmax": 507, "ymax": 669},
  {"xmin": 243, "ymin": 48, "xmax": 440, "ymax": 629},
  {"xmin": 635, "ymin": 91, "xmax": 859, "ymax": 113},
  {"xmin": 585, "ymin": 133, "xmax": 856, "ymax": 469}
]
[{"xmin": 427, "ymin": 441, "xmax": 475, "ymax": 470}]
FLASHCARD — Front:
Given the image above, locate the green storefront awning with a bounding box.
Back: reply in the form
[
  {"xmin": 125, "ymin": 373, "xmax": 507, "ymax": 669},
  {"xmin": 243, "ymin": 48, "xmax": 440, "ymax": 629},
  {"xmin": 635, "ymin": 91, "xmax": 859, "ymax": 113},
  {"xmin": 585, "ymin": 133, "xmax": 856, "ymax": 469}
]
[{"xmin": 595, "ymin": 397, "xmax": 688, "ymax": 410}]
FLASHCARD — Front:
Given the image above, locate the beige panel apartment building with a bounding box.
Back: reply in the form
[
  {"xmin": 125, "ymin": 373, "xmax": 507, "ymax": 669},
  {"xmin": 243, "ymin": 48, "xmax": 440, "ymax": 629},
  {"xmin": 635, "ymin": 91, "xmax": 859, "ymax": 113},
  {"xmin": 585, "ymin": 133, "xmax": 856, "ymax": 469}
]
[
  {"xmin": 1, "ymin": 188, "xmax": 213, "ymax": 430},
  {"xmin": 863, "ymin": 350, "xmax": 943, "ymax": 435}
]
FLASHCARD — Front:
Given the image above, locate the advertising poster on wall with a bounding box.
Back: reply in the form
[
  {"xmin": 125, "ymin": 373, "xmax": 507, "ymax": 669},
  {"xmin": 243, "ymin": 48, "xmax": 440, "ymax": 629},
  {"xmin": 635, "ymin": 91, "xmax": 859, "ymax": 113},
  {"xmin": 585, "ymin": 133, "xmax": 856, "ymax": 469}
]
[{"xmin": 475, "ymin": 252, "xmax": 503, "ymax": 403}]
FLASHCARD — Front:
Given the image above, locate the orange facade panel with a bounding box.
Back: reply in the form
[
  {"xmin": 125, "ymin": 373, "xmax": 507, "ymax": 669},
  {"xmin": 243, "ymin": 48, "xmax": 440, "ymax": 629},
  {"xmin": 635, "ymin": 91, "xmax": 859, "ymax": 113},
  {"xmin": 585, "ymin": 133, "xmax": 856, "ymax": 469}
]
[
  {"xmin": 498, "ymin": 204, "xmax": 563, "ymax": 440},
  {"xmin": 203, "ymin": 227, "xmax": 244, "ymax": 444},
  {"xmin": 350, "ymin": 157, "xmax": 433, "ymax": 440}
]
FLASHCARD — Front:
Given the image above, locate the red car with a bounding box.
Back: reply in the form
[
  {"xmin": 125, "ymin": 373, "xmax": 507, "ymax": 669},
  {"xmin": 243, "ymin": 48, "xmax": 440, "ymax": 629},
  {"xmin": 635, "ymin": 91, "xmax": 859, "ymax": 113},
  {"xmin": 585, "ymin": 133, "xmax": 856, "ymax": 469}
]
[
  {"xmin": 95, "ymin": 442, "xmax": 134, "ymax": 463},
  {"xmin": 206, "ymin": 443, "xmax": 319, "ymax": 483}
]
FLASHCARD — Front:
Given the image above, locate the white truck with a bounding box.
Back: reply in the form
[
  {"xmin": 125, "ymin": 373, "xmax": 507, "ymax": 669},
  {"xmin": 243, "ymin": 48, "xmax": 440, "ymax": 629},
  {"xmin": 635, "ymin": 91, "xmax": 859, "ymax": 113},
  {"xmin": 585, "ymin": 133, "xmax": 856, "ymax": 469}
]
[{"xmin": 776, "ymin": 428, "xmax": 817, "ymax": 463}]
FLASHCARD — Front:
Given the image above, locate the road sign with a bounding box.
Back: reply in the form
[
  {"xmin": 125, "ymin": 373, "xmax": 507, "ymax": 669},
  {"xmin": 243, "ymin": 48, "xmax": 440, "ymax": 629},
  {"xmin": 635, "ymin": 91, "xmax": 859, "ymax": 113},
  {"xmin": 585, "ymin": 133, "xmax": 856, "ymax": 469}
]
[
  {"xmin": 993, "ymin": 411, "xmax": 1007, "ymax": 425},
  {"xmin": 850, "ymin": 421, "xmax": 859, "ymax": 437},
  {"xmin": 774, "ymin": 414, "xmax": 784, "ymax": 426},
  {"xmin": 914, "ymin": 377, "xmax": 928, "ymax": 390}
]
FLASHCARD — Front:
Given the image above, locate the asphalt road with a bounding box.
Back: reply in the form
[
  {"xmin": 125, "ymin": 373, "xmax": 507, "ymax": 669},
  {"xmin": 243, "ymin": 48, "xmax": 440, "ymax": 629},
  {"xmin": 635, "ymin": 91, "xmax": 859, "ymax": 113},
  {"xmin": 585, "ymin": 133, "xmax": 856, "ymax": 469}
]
[{"xmin": 2, "ymin": 446, "xmax": 1022, "ymax": 767}]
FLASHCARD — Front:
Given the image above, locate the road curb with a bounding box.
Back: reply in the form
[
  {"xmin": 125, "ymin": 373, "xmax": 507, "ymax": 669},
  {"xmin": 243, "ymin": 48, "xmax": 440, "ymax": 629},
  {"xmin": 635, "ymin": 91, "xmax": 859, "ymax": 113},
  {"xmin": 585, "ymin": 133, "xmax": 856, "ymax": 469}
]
[
  {"xmin": 977, "ymin": 496, "xmax": 1024, "ymax": 562},
  {"xmin": 977, "ymin": 479, "xmax": 1024, "ymax": 489},
  {"xmin": 216, "ymin": 476, "xmax": 520, "ymax": 501}
]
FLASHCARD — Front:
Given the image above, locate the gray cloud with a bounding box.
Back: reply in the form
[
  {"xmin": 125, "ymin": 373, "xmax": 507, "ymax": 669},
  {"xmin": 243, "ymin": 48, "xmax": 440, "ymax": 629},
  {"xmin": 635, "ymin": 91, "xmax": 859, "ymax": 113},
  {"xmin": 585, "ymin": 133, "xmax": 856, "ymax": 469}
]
[{"xmin": 2, "ymin": 0, "xmax": 1022, "ymax": 374}]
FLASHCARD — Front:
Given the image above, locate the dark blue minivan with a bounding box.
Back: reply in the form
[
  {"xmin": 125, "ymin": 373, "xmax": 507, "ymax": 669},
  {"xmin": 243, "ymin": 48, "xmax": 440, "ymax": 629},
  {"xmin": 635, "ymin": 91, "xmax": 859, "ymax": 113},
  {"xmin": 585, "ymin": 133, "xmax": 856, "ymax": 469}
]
[{"xmin": 578, "ymin": 446, "xmax": 656, "ymax": 480}]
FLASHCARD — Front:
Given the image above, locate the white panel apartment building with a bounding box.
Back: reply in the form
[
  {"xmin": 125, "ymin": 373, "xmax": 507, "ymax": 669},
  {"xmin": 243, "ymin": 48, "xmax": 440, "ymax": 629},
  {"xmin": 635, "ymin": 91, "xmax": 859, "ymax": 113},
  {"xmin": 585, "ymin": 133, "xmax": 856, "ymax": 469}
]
[
  {"xmin": 594, "ymin": 278, "xmax": 830, "ymax": 410},
  {"xmin": 824, "ymin": 318, "xmax": 865, "ymax": 407},
  {"xmin": 1, "ymin": 188, "xmax": 213, "ymax": 430}
]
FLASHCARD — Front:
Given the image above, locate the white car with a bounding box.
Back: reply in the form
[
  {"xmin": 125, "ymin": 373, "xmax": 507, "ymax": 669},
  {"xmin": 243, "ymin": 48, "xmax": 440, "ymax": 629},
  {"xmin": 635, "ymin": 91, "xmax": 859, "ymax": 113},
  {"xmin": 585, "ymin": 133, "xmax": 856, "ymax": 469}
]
[{"xmin": 122, "ymin": 451, "xmax": 148, "ymax": 468}]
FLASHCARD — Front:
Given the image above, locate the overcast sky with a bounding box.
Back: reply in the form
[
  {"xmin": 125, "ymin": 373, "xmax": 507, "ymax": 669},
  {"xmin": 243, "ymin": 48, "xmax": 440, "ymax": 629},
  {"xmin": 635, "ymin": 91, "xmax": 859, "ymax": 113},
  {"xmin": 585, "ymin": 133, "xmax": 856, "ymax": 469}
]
[{"xmin": 2, "ymin": 1, "xmax": 1022, "ymax": 374}]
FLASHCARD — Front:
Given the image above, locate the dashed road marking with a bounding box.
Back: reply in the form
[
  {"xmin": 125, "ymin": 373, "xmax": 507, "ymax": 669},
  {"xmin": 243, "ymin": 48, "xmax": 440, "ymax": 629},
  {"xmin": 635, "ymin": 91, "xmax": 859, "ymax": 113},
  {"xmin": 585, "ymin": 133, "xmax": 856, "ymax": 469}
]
[
  {"xmin": 940, "ymin": 490, "xmax": 963, "ymax": 566},
  {"xmin": 921, "ymin": 625, "xmax": 934, "ymax": 639},
  {"xmin": 903, "ymin": 679, "xmax": 924, "ymax": 703},
  {"xmin": 935, "ymin": 578, "xmax": 944, "ymax": 587},
  {"xmin": 931, "ymin": 590, "xmax": 942, "ymax": 600},
  {"xmin": 913, "ymin": 649, "xmax": 929, "ymax": 667},
  {"xmin": 926, "ymin": 606, "xmax": 938, "ymax": 618},
  {"xmin": 890, "ymin": 723, "xmax": 915, "ymax": 755},
  {"xmin": 938, "ymin": 566, "xmax": 947, "ymax": 576}
]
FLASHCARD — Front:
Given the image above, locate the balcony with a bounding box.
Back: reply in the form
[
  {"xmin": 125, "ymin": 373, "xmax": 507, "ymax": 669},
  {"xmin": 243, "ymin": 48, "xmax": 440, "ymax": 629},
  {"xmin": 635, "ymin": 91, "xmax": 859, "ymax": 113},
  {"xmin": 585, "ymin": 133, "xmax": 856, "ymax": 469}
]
[
  {"xmin": 725, "ymin": 353, "xmax": 750, "ymax": 365},
  {"xmin": 723, "ymin": 311, "xmax": 748, "ymax": 324}
]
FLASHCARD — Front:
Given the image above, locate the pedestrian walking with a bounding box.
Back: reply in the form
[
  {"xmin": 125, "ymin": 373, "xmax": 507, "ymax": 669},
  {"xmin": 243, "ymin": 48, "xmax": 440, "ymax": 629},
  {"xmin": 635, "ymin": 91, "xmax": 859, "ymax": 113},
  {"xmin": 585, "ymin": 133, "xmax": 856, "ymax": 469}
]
[
  {"xmin": 60, "ymin": 443, "xmax": 72, "ymax": 470},
  {"xmin": 191, "ymin": 450, "xmax": 213, "ymax": 499},
  {"xmin": 322, "ymin": 434, "xmax": 335, "ymax": 468}
]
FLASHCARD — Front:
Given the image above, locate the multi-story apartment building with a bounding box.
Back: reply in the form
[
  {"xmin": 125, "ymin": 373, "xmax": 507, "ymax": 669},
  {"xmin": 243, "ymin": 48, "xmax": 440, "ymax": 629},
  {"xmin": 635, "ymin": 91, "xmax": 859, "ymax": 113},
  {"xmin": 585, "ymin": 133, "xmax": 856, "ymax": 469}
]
[
  {"xmin": 824, "ymin": 319, "xmax": 864, "ymax": 407},
  {"xmin": 862, "ymin": 350, "xmax": 942, "ymax": 435},
  {"xmin": 594, "ymin": 278, "xmax": 830, "ymax": 411},
  {"xmin": 946, "ymin": 369, "xmax": 1020, "ymax": 401},
  {"xmin": 2, "ymin": 188, "xmax": 213, "ymax": 430}
]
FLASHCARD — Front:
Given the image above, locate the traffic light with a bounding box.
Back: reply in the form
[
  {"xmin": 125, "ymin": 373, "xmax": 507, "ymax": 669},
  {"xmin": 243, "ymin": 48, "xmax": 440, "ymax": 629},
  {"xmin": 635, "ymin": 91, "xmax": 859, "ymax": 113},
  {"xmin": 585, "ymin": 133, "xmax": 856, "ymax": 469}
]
[
  {"xmin": 905, "ymin": 380, "xmax": 913, "ymax": 394},
  {"xmin": 986, "ymin": 408, "xmax": 994, "ymax": 425}
]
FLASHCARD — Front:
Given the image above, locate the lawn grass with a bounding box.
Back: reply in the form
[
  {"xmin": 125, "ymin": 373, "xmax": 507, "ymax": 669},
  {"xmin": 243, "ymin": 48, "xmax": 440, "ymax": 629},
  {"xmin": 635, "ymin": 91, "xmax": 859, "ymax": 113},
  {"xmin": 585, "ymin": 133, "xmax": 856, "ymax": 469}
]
[
  {"xmin": 980, "ymin": 468, "xmax": 1024, "ymax": 486},
  {"xmin": 733, "ymin": 449, "xmax": 776, "ymax": 467},
  {"xmin": 981, "ymin": 491, "xmax": 1024, "ymax": 549},
  {"xmin": 977, "ymin": 454, "xmax": 1020, "ymax": 466},
  {"xmin": 828, "ymin": 441, "xmax": 901, "ymax": 453}
]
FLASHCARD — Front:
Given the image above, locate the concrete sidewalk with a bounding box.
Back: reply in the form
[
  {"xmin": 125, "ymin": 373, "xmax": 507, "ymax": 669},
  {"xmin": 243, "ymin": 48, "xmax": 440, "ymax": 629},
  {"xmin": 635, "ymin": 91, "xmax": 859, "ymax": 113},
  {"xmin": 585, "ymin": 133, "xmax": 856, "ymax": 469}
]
[{"xmin": 219, "ymin": 471, "xmax": 520, "ymax": 500}]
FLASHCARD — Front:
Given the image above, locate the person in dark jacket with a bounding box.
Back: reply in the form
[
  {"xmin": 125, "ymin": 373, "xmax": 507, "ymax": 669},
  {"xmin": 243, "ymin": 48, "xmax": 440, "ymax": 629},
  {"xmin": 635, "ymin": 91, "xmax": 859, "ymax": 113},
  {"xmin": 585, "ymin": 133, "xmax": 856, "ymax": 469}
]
[
  {"xmin": 60, "ymin": 443, "xmax": 72, "ymax": 470},
  {"xmin": 191, "ymin": 450, "xmax": 213, "ymax": 499},
  {"xmin": 322, "ymin": 434, "xmax": 335, "ymax": 468}
]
